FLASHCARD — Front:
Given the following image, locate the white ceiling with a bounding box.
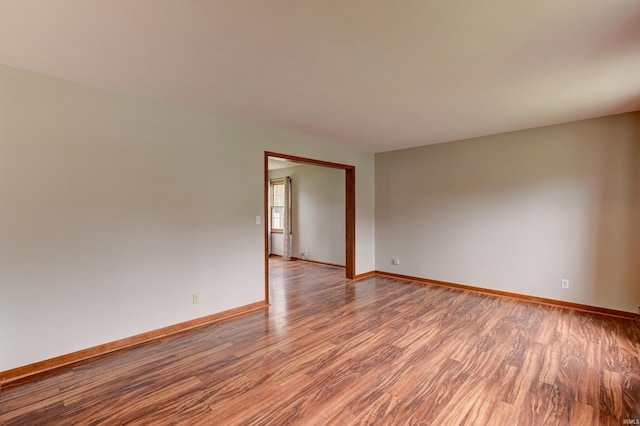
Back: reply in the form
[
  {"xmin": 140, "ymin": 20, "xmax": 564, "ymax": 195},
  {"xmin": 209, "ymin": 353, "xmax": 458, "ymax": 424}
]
[
  {"xmin": 267, "ymin": 157, "xmax": 305, "ymax": 171},
  {"xmin": 1, "ymin": 1, "xmax": 639, "ymax": 153}
]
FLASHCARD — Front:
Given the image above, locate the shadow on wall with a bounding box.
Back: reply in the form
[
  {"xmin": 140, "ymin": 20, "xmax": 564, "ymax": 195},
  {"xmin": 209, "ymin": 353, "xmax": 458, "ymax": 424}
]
[{"xmin": 590, "ymin": 117, "xmax": 640, "ymax": 313}]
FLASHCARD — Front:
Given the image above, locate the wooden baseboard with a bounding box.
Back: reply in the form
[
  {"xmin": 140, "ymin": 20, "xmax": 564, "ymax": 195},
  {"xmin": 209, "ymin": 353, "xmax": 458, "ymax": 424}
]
[
  {"xmin": 272, "ymin": 254, "xmax": 346, "ymax": 269},
  {"xmin": 374, "ymin": 271, "xmax": 637, "ymax": 320},
  {"xmin": 296, "ymin": 258, "xmax": 345, "ymax": 269},
  {"xmin": 353, "ymin": 270, "xmax": 376, "ymax": 281},
  {"xmin": 0, "ymin": 301, "xmax": 268, "ymax": 390}
]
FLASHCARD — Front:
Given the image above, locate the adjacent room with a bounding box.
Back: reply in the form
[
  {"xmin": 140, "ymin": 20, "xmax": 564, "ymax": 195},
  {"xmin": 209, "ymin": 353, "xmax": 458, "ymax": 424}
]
[
  {"xmin": 267, "ymin": 156, "xmax": 346, "ymax": 268},
  {"xmin": 1, "ymin": 1, "xmax": 639, "ymax": 424}
]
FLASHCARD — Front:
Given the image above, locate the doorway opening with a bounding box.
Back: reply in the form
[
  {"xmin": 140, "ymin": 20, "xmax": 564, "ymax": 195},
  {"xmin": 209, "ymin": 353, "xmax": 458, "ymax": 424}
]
[{"xmin": 264, "ymin": 151, "xmax": 355, "ymax": 304}]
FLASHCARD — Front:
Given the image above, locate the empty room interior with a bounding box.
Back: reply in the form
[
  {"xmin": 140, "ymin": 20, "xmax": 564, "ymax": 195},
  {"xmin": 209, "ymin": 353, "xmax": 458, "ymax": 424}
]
[{"xmin": 1, "ymin": 2, "xmax": 639, "ymax": 424}]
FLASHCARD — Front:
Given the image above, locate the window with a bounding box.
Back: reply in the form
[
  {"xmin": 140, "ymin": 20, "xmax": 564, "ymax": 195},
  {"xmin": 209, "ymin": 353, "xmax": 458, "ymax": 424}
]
[{"xmin": 270, "ymin": 180, "xmax": 285, "ymax": 232}]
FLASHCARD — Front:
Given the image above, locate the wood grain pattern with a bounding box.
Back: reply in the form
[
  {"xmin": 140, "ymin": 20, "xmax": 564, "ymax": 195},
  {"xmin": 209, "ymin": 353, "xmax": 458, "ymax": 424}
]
[
  {"xmin": 0, "ymin": 301, "xmax": 267, "ymax": 389},
  {"xmin": 376, "ymin": 270, "xmax": 638, "ymax": 320},
  {"xmin": 1, "ymin": 258, "xmax": 638, "ymax": 425}
]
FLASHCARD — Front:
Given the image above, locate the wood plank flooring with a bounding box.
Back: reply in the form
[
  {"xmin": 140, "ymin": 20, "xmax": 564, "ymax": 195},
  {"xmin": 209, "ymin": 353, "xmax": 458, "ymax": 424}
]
[{"xmin": 1, "ymin": 258, "xmax": 639, "ymax": 425}]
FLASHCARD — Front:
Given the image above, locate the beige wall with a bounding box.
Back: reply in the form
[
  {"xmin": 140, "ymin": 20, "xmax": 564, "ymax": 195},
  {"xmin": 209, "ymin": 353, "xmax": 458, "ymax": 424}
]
[
  {"xmin": 376, "ymin": 112, "xmax": 640, "ymax": 313},
  {"xmin": 269, "ymin": 165, "xmax": 346, "ymax": 265},
  {"xmin": 376, "ymin": 113, "xmax": 640, "ymax": 312},
  {"xmin": 0, "ymin": 64, "xmax": 375, "ymax": 371},
  {"xmin": 3, "ymin": 59, "xmax": 637, "ymax": 373}
]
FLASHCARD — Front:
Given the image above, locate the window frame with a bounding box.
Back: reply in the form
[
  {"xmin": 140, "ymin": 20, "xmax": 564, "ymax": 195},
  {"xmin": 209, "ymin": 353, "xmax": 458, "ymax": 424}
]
[{"xmin": 270, "ymin": 179, "xmax": 285, "ymax": 234}]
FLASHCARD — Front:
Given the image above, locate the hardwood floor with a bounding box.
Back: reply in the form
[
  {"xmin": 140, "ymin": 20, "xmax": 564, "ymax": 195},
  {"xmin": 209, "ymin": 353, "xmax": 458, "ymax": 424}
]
[{"xmin": 1, "ymin": 258, "xmax": 639, "ymax": 425}]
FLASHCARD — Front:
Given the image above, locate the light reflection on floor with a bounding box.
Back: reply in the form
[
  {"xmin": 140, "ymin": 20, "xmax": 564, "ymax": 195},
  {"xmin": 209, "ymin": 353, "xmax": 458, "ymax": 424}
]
[{"xmin": 267, "ymin": 257, "xmax": 385, "ymax": 336}]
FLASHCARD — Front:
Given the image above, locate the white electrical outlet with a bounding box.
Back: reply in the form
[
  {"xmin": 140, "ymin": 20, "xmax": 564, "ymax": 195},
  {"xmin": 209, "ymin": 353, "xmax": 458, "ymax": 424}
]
[
  {"xmin": 561, "ymin": 279, "xmax": 569, "ymax": 289},
  {"xmin": 193, "ymin": 293, "xmax": 200, "ymax": 304},
  {"xmin": 256, "ymin": 216, "xmax": 261, "ymax": 225},
  {"xmin": 392, "ymin": 259, "xmax": 400, "ymax": 265}
]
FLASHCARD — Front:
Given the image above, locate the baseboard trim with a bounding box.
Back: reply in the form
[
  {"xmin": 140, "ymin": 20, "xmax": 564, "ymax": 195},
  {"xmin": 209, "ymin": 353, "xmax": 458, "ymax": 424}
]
[
  {"xmin": 296, "ymin": 258, "xmax": 345, "ymax": 269},
  {"xmin": 353, "ymin": 271, "xmax": 376, "ymax": 281},
  {"xmin": 0, "ymin": 301, "xmax": 268, "ymax": 390},
  {"xmin": 271, "ymin": 253, "xmax": 347, "ymax": 270},
  {"xmin": 374, "ymin": 271, "xmax": 637, "ymax": 320},
  {"xmin": 271, "ymin": 254, "xmax": 345, "ymax": 269}
]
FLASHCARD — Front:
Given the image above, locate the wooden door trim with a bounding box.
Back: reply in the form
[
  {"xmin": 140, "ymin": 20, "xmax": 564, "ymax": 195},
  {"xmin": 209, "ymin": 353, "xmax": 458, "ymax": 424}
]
[{"xmin": 264, "ymin": 151, "xmax": 356, "ymax": 303}]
